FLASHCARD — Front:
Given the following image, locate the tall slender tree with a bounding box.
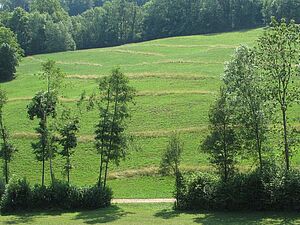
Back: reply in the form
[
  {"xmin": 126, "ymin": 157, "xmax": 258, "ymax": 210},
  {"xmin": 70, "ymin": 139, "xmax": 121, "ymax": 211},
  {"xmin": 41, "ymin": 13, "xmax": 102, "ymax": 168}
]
[
  {"xmin": 202, "ymin": 88, "xmax": 240, "ymax": 182},
  {"xmin": 160, "ymin": 132, "xmax": 183, "ymax": 204},
  {"xmin": 0, "ymin": 89, "xmax": 17, "ymax": 184},
  {"xmin": 94, "ymin": 68, "xmax": 135, "ymax": 188},
  {"xmin": 257, "ymin": 18, "xmax": 300, "ymax": 170},
  {"xmin": 27, "ymin": 60, "xmax": 64, "ymax": 185},
  {"xmin": 223, "ymin": 45, "xmax": 270, "ymax": 170},
  {"xmin": 58, "ymin": 109, "xmax": 79, "ymax": 184}
]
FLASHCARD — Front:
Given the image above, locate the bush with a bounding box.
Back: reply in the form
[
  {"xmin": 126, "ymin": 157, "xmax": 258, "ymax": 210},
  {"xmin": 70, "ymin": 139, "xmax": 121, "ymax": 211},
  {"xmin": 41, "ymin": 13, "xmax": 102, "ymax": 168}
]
[
  {"xmin": 177, "ymin": 163, "xmax": 300, "ymax": 211},
  {"xmin": 1, "ymin": 178, "xmax": 112, "ymax": 213},
  {"xmin": 0, "ymin": 177, "xmax": 31, "ymax": 213}
]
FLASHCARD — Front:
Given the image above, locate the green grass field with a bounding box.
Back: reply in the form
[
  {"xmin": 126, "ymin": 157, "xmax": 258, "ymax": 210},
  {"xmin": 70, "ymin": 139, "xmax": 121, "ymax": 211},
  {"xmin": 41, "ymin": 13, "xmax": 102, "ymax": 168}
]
[
  {"xmin": 1, "ymin": 203, "xmax": 300, "ymax": 225},
  {"xmin": 0, "ymin": 28, "xmax": 299, "ymax": 198}
]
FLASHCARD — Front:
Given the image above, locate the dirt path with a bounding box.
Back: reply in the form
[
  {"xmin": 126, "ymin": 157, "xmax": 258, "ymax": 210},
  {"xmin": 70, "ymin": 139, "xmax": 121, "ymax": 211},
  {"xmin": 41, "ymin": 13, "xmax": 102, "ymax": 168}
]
[{"xmin": 112, "ymin": 198, "xmax": 176, "ymax": 204}]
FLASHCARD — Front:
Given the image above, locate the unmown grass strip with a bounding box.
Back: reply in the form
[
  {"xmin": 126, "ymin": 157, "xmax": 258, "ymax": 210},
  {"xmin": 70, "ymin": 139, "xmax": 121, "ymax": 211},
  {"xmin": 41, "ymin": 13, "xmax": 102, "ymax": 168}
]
[
  {"xmin": 11, "ymin": 126, "xmax": 209, "ymax": 141},
  {"xmin": 141, "ymin": 43, "xmax": 238, "ymax": 49},
  {"xmin": 66, "ymin": 73, "xmax": 213, "ymax": 80},
  {"xmin": 103, "ymin": 49, "xmax": 166, "ymax": 57},
  {"xmin": 7, "ymin": 90, "xmax": 214, "ymax": 103},
  {"xmin": 27, "ymin": 56, "xmax": 103, "ymax": 67}
]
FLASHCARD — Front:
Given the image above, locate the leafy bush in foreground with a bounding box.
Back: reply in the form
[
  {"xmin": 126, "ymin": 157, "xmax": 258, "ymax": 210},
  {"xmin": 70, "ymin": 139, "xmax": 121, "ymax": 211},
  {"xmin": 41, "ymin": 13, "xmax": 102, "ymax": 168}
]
[
  {"xmin": 177, "ymin": 163, "xmax": 300, "ymax": 211},
  {"xmin": 0, "ymin": 178, "xmax": 112, "ymax": 213}
]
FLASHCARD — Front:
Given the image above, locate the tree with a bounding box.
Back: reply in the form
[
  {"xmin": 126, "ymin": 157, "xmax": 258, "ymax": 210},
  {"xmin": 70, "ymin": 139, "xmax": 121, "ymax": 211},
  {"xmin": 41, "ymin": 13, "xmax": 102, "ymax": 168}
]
[
  {"xmin": 28, "ymin": 91, "xmax": 58, "ymax": 186},
  {"xmin": 27, "ymin": 60, "xmax": 64, "ymax": 186},
  {"xmin": 27, "ymin": 12, "xmax": 47, "ymax": 54},
  {"xmin": 160, "ymin": 132, "xmax": 183, "ymax": 204},
  {"xmin": 45, "ymin": 20, "xmax": 76, "ymax": 53},
  {"xmin": 0, "ymin": 89, "xmax": 17, "ymax": 184},
  {"xmin": 61, "ymin": 0, "xmax": 94, "ymax": 16},
  {"xmin": 94, "ymin": 68, "xmax": 135, "ymax": 188},
  {"xmin": 7, "ymin": 7, "xmax": 31, "ymax": 54},
  {"xmin": 58, "ymin": 109, "xmax": 79, "ymax": 184},
  {"xmin": 0, "ymin": 0, "xmax": 30, "ymax": 11},
  {"xmin": 223, "ymin": 45, "xmax": 270, "ymax": 170},
  {"xmin": 202, "ymin": 88, "xmax": 240, "ymax": 182},
  {"xmin": 0, "ymin": 26, "xmax": 22, "ymax": 81},
  {"xmin": 257, "ymin": 18, "xmax": 300, "ymax": 170},
  {"xmin": 30, "ymin": 0, "xmax": 68, "ymax": 22},
  {"xmin": 0, "ymin": 43, "xmax": 19, "ymax": 81},
  {"xmin": 263, "ymin": 0, "xmax": 300, "ymax": 24},
  {"xmin": 160, "ymin": 132, "xmax": 182, "ymax": 176}
]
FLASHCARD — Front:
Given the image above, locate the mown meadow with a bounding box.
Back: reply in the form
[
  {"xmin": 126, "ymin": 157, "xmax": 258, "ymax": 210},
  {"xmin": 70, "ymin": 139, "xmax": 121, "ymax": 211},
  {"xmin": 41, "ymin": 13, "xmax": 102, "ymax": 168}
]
[{"xmin": 1, "ymin": 28, "xmax": 299, "ymax": 198}]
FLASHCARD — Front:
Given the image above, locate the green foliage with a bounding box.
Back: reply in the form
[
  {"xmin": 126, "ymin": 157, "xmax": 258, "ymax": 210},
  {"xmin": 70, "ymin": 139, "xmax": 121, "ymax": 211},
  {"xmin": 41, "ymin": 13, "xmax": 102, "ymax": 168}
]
[
  {"xmin": 0, "ymin": 178, "xmax": 112, "ymax": 213},
  {"xmin": 257, "ymin": 18, "xmax": 300, "ymax": 170},
  {"xmin": 0, "ymin": 26, "xmax": 22, "ymax": 81},
  {"xmin": 95, "ymin": 68, "xmax": 135, "ymax": 188},
  {"xmin": 0, "ymin": 43, "xmax": 19, "ymax": 81},
  {"xmin": 223, "ymin": 45, "xmax": 271, "ymax": 169},
  {"xmin": 58, "ymin": 109, "xmax": 80, "ymax": 184},
  {"xmin": 27, "ymin": 91, "xmax": 58, "ymax": 121},
  {"xmin": 27, "ymin": 60, "xmax": 64, "ymax": 186},
  {"xmin": 177, "ymin": 162, "xmax": 300, "ymax": 211},
  {"xmin": 29, "ymin": 0, "xmax": 68, "ymax": 22},
  {"xmin": 263, "ymin": 0, "xmax": 300, "ymax": 24},
  {"xmin": 202, "ymin": 88, "xmax": 240, "ymax": 182},
  {"xmin": 6, "ymin": 7, "xmax": 31, "ymax": 54},
  {"xmin": 0, "ymin": 26, "xmax": 23, "ymax": 58},
  {"xmin": 0, "ymin": 0, "xmax": 29, "ymax": 11},
  {"xmin": 0, "ymin": 176, "xmax": 31, "ymax": 213},
  {"xmin": 160, "ymin": 132, "xmax": 183, "ymax": 176},
  {"xmin": 45, "ymin": 20, "xmax": 76, "ymax": 53},
  {"xmin": 0, "ymin": 89, "xmax": 16, "ymax": 183}
]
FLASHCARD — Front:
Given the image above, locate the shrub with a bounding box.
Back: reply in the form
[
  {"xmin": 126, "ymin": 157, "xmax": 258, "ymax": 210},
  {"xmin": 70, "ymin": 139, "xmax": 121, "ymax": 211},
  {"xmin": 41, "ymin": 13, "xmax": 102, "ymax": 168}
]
[
  {"xmin": 176, "ymin": 172, "xmax": 218, "ymax": 210},
  {"xmin": 1, "ymin": 178, "xmax": 112, "ymax": 213},
  {"xmin": 177, "ymin": 163, "xmax": 300, "ymax": 211},
  {"xmin": 0, "ymin": 177, "xmax": 31, "ymax": 213}
]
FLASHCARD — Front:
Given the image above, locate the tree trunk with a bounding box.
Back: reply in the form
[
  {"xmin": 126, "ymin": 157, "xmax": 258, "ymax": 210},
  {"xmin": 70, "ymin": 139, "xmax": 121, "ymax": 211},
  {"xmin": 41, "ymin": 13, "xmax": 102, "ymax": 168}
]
[
  {"xmin": 255, "ymin": 123, "xmax": 263, "ymax": 170},
  {"xmin": 42, "ymin": 155, "xmax": 45, "ymax": 186},
  {"xmin": 98, "ymin": 153, "xmax": 104, "ymax": 186},
  {"xmin": 103, "ymin": 159, "xmax": 109, "ymax": 188},
  {"xmin": 223, "ymin": 123, "xmax": 228, "ymax": 182},
  {"xmin": 67, "ymin": 155, "xmax": 70, "ymax": 184},
  {"xmin": 0, "ymin": 115, "xmax": 9, "ymax": 184},
  {"xmin": 42, "ymin": 115, "xmax": 47, "ymax": 187},
  {"xmin": 5, "ymin": 159, "xmax": 8, "ymax": 184},
  {"xmin": 49, "ymin": 155, "xmax": 54, "ymax": 184},
  {"xmin": 282, "ymin": 107, "xmax": 290, "ymax": 170}
]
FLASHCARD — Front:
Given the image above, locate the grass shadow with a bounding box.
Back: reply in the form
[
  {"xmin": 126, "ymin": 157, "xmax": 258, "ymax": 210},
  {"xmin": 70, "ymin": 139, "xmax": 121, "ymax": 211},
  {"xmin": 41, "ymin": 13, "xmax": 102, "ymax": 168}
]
[
  {"xmin": 193, "ymin": 211, "xmax": 300, "ymax": 225},
  {"xmin": 155, "ymin": 208, "xmax": 300, "ymax": 224},
  {"xmin": 1, "ymin": 210, "xmax": 64, "ymax": 225},
  {"xmin": 74, "ymin": 205, "xmax": 135, "ymax": 224}
]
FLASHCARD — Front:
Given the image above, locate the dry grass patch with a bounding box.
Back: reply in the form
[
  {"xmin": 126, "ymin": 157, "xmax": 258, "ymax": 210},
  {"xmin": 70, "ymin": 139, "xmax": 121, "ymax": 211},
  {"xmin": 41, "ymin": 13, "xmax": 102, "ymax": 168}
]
[{"xmin": 66, "ymin": 73, "xmax": 212, "ymax": 80}]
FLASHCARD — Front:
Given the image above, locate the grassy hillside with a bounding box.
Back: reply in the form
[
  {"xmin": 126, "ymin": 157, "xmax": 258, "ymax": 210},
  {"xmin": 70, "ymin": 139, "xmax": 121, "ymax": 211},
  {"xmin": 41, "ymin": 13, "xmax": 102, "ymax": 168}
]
[{"xmin": 0, "ymin": 28, "xmax": 299, "ymax": 198}]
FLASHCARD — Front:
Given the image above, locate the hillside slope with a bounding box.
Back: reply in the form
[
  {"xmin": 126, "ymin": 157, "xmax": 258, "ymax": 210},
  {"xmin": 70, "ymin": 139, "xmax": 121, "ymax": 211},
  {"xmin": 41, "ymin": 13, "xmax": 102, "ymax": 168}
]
[{"xmin": 1, "ymin": 28, "xmax": 299, "ymax": 198}]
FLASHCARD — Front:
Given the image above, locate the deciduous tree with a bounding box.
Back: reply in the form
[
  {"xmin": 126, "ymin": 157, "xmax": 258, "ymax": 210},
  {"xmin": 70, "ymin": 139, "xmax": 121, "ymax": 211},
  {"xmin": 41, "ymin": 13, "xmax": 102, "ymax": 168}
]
[
  {"xmin": 257, "ymin": 18, "xmax": 300, "ymax": 170},
  {"xmin": 0, "ymin": 89, "xmax": 17, "ymax": 184}
]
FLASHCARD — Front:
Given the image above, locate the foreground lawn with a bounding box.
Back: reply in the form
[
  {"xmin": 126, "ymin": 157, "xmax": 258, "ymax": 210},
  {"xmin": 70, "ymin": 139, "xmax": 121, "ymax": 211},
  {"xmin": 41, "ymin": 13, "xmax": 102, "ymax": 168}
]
[{"xmin": 1, "ymin": 203, "xmax": 300, "ymax": 225}]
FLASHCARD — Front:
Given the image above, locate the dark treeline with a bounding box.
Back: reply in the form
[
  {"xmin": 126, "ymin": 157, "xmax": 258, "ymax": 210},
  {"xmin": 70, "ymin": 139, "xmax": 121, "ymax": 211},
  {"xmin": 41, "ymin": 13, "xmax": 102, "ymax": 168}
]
[{"xmin": 0, "ymin": 0, "xmax": 299, "ymax": 55}]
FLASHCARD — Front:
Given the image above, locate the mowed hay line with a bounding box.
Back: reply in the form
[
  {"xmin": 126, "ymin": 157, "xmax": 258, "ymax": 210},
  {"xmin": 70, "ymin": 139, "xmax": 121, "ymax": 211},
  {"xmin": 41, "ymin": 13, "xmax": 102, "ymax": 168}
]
[{"xmin": 66, "ymin": 73, "xmax": 212, "ymax": 80}]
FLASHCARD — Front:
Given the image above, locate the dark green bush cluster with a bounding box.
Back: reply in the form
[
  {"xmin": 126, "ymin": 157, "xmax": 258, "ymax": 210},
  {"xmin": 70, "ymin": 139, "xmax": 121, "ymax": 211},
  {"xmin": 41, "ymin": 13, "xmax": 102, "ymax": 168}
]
[
  {"xmin": 0, "ymin": 177, "xmax": 112, "ymax": 213},
  {"xmin": 177, "ymin": 163, "xmax": 300, "ymax": 211}
]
